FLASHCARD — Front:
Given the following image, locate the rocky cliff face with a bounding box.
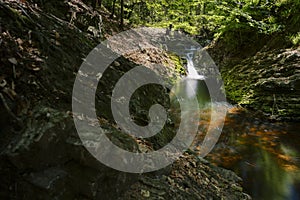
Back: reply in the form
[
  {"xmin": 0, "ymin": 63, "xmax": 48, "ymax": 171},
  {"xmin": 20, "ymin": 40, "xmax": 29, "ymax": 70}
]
[
  {"xmin": 207, "ymin": 30, "xmax": 300, "ymax": 121},
  {"xmin": 0, "ymin": 1, "xmax": 250, "ymax": 199},
  {"xmin": 205, "ymin": 1, "xmax": 300, "ymax": 121},
  {"xmin": 221, "ymin": 48, "xmax": 300, "ymax": 121}
]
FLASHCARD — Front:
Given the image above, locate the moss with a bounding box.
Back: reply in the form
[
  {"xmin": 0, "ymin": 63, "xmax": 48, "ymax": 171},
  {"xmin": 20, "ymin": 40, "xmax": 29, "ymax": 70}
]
[
  {"xmin": 220, "ymin": 48, "xmax": 300, "ymax": 120},
  {"xmin": 168, "ymin": 53, "xmax": 185, "ymax": 75},
  {"xmin": 221, "ymin": 67, "xmax": 252, "ymax": 104}
]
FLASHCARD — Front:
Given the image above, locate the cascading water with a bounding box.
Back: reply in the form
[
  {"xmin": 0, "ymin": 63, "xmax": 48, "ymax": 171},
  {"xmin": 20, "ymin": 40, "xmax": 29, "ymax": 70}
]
[
  {"xmin": 185, "ymin": 50, "xmax": 206, "ymax": 99},
  {"xmin": 186, "ymin": 52, "xmax": 205, "ymax": 80}
]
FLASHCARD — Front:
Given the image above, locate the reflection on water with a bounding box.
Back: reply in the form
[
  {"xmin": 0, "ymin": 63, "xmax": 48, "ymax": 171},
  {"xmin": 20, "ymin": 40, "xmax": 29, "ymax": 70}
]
[
  {"xmin": 205, "ymin": 108, "xmax": 300, "ymax": 200},
  {"xmin": 172, "ymin": 78, "xmax": 300, "ymax": 199},
  {"xmin": 186, "ymin": 79, "xmax": 198, "ymax": 98},
  {"xmin": 174, "ymin": 79, "xmax": 210, "ymax": 104}
]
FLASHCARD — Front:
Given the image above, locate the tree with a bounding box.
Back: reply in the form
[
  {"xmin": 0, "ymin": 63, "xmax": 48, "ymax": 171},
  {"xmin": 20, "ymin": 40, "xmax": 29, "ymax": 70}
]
[
  {"xmin": 110, "ymin": 0, "xmax": 117, "ymax": 19},
  {"xmin": 120, "ymin": 0, "xmax": 124, "ymax": 27}
]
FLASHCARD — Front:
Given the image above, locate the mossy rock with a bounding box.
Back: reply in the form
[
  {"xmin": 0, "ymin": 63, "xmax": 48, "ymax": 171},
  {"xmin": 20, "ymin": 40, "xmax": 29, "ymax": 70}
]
[{"xmin": 221, "ymin": 48, "xmax": 300, "ymax": 120}]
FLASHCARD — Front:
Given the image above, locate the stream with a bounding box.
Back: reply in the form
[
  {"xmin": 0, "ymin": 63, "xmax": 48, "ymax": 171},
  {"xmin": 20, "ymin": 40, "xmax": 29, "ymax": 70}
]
[
  {"xmin": 172, "ymin": 49, "xmax": 300, "ymax": 200},
  {"xmin": 208, "ymin": 109, "xmax": 300, "ymax": 200}
]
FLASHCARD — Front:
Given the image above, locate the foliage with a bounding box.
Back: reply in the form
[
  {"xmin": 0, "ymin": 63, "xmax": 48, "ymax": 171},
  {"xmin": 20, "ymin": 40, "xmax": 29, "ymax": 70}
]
[
  {"xmin": 98, "ymin": 0, "xmax": 299, "ymax": 46},
  {"xmin": 289, "ymin": 32, "xmax": 300, "ymax": 46}
]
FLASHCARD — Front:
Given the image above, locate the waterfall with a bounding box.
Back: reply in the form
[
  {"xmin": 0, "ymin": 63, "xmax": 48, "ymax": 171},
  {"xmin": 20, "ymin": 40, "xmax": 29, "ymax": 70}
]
[
  {"xmin": 186, "ymin": 52, "xmax": 205, "ymax": 80},
  {"xmin": 185, "ymin": 50, "xmax": 205, "ymax": 98}
]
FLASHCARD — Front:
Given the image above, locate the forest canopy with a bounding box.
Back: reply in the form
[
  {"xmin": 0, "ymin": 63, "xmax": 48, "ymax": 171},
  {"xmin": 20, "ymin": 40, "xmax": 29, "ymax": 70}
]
[{"xmin": 97, "ymin": 0, "xmax": 300, "ymax": 46}]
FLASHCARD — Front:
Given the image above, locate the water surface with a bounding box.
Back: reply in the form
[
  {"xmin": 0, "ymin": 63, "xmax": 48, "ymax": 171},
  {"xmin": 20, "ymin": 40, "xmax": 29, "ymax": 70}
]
[{"xmin": 173, "ymin": 49, "xmax": 300, "ymax": 199}]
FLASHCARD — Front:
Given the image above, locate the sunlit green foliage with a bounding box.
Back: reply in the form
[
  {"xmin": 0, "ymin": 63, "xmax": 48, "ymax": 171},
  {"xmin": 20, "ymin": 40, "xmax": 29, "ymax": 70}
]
[
  {"xmin": 100, "ymin": 0, "xmax": 299, "ymax": 44},
  {"xmin": 290, "ymin": 32, "xmax": 300, "ymax": 46}
]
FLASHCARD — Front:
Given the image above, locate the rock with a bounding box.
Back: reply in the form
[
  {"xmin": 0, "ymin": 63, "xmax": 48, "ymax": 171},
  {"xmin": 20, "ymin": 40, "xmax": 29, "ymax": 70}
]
[
  {"xmin": 23, "ymin": 167, "xmax": 68, "ymax": 191},
  {"xmin": 0, "ymin": 105, "xmax": 140, "ymax": 199},
  {"xmin": 123, "ymin": 153, "xmax": 251, "ymax": 200},
  {"xmin": 8, "ymin": 57, "xmax": 18, "ymax": 65},
  {"xmin": 220, "ymin": 48, "xmax": 300, "ymax": 120},
  {"xmin": 113, "ymin": 61, "xmax": 121, "ymax": 67}
]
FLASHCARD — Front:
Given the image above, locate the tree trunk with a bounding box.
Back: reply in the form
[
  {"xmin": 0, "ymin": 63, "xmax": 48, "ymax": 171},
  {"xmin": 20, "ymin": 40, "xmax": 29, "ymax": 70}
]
[
  {"xmin": 202, "ymin": 2, "xmax": 206, "ymax": 15},
  {"xmin": 110, "ymin": 0, "xmax": 117, "ymax": 19},
  {"xmin": 196, "ymin": 4, "xmax": 200, "ymax": 15},
  {"xmin": 120, "ymin": 0, "xmax": 124, "ymax": 28},
  {"xmin": 92, "ymin": 0, "xmax": 98, "ymax": 10}
]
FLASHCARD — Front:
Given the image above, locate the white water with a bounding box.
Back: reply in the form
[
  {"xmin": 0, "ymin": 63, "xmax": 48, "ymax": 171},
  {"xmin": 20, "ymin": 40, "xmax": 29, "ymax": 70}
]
[
  {"xmin": 186, "ymin": 52, "xmax": 205, "ymax": 80},
  {"xmin": 186, "ymin": 79, "xmax": 198, "ymax": 98},
  {"xmin": 185, "ymin": 51, "xmax": 205, "ymax": 98}
]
